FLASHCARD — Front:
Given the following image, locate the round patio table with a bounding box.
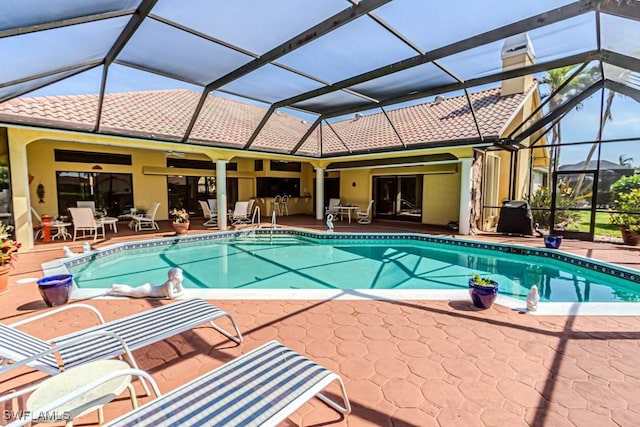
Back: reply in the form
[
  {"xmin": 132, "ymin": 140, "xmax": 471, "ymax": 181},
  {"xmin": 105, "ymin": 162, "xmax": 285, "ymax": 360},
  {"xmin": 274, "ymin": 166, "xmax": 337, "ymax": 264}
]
[{"xmin": 26, "ymin": 360, "xmax": 137, "ymax": 426}]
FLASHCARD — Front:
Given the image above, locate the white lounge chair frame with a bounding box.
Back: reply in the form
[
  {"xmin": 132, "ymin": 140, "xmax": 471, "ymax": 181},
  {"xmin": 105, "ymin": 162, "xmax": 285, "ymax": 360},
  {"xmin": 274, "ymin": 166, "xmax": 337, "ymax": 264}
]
[
  {"xmin": 0, "ymin": 298, "xmax": 243, "ymax": 395},
  {"xmin": 103, "ymin": 340, "xmax": 350, "ymax": 427},
  {"xmin": 198, "ymin": 200, "xmax": 217, "ymax": 227},
  {"xmin": 69, "ymin": 207, "xmax": 105, "ymax": 241},
  {"xmin": 357, "ymin": 200, "xmax": 374, "ymax": 224},
  {"xmin": 132, "ymin": 202, "xmax": 160, "ymax": 231}
]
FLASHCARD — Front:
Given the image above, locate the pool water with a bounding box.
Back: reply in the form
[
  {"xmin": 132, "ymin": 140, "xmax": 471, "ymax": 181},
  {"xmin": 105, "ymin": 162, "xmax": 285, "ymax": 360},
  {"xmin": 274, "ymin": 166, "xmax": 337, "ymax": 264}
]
[{"xmin": 69, "ymin": 235, "xmax": 640, "ymax": 302}]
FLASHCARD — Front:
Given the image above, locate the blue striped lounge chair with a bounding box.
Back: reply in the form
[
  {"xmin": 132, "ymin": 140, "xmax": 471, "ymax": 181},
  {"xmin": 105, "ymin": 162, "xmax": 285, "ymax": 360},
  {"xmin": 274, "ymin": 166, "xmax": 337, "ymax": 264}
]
[
  {"xmin": 0, "ymin": 298, "xmax": 243, "ymax": 393},
  {"xmin": 103, "ymin": 340, "xmax": 351, "ymax": 427}
]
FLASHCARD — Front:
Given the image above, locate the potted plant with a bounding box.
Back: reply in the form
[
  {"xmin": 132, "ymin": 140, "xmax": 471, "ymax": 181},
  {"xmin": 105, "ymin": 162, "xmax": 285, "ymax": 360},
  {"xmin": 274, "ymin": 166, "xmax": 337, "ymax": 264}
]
[
  {"xmin": 468, "ymin": 272, "xmax": 499, "ymax": 309},
  {"xmin": 0, "ymin": 227, "xmax": 21, "ymax": 295},
  {"xmin": 170, "ymin": 208, "xmax": 190, "ymax": 235},
  {"xmin": 608, "ymin": 176, "xmax": 640, "ymax": 245}
]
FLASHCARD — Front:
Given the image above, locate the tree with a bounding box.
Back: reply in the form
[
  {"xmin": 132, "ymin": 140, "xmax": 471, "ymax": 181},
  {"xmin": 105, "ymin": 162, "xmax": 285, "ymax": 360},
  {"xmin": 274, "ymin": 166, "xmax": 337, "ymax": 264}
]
[{"xmin": 619, "ymin": 154, "xmax": 634, "ymax": 168}]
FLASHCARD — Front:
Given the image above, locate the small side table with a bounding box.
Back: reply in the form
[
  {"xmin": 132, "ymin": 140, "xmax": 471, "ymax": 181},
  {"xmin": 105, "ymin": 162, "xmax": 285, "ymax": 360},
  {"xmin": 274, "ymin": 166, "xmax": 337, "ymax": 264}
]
[
  {"xmin": 99, "ymin": 217, "xmax": 119, "ymax": 233},
  {"xmin": 51, "ymin": 222, "xmax": 72, "ymax": 240},
  {"xmin": 26, "ymin": 360, "xmax": 138, "ymax": 426}
]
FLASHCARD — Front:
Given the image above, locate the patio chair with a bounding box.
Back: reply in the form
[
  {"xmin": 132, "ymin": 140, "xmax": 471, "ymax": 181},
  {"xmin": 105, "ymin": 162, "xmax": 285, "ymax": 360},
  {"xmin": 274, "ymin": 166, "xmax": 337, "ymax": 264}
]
[
  {"xmin": 280, "ymin": 194, "xmax": 289, "ymax": 216},
  {"xmin": 131, "ymin": 202, "xmax": 160, "ymax": 232},
  {"xmin": 76, "ymin": 200, "xmax": 97, "ymax": 215},
  {"xmin": 357, "ymin": 200, "xmax": 374, "ymax": 224},
  {"xmin": 198, "ymin": 200, "xmax": 217, "ymax": 227},
  {"xmin": 103, "ymin": 340, "xmax": 350, "ymax": 427},
  {"xmin": 69, "ymin": 207, "xmax": 105, "ymax": 241},
  {"xmin": 231, "ymin": 201, "xmax": 251, "ymax": 225},
  {"xmin": 0, "ymin": 298, "xmax": 243, "ymax": 394},
  {"xmin": 325, "ymin": 198, "xmax": 341, "ymax": 217},
  {"xmin": 273, "ymin": 195, "xmax": 282, "ymax": 216},
  {"xmin": 207, "ymin": 198, "xmax": 217, "ymax": 217}
]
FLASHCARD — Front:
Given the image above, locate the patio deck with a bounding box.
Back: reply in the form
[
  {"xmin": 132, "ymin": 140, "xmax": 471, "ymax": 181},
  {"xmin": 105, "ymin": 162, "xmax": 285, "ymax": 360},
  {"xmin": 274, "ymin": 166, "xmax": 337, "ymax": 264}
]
[{"xmin": 2, "ymin": 215, "xmax": 639, "ymax": 426}]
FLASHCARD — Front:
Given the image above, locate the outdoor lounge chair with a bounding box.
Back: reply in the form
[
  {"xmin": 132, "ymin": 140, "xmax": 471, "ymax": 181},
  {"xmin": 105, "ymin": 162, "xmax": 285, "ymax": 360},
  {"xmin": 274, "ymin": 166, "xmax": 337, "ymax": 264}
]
[
  {"xmin": 198, "ymin": 200, "xmax": 217, "ymax": 227},
  {"xmin": 0, "ymin": 298, "xmax": 243, "ymax": 392},
  {"xmin": 102, "ymin": 340, "xmax": 350, "ymax": 427},
  {"xmin": 325, "ymin": 198, "xmax": 341, "ymax": 217},
  {"xmin": 231, "ymin": 201, "xmax": 251, "ymax": 225},
  {"xmin": 357, "ymin": 200, "xmax": 374, "ymax": 224},
  {"xmin": 69, "ymin": 207, "xmax": 105, "ymax": 241},
  {"xmin": 131, "ymin": 202, "xmax": 160, "ymax": 232}
]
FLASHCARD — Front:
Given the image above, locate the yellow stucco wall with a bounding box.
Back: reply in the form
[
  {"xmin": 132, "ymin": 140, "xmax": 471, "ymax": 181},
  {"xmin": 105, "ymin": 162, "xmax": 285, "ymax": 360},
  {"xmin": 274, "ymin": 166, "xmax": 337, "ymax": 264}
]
[
  {"xmin": 27, "ymin": 139, "xmax": 171, "ymax": 220},
  {"xmin": 338, "ymin": 162, "xmax": 459, "ymax": 225},
  {"xmin": 423, "ymin": 170, "xmax": 461, "ymax": 225}
]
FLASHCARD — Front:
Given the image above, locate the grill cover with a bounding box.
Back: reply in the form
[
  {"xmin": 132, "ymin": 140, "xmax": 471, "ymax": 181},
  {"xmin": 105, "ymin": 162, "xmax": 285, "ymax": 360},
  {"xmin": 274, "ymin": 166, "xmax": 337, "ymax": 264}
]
[{"xmin": 496, "ymin": 200, "xmax": 534, "ymax": 236}]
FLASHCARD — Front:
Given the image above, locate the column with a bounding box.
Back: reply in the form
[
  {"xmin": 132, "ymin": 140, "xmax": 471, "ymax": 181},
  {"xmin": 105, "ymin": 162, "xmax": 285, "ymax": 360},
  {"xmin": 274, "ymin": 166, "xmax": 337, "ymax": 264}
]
[
  {"xmin": 216, "ymin": 160, "xmax": 228, "ymax": 231},
  {"xmin": 315, "ymin": 167, "xmax": 325, "ymax": 220},
  {"xmin": 458, "ymin": 158, "xmax": 473, "ymax": 235},
  {"xmin": 8, "ymin": 135, "xmax": 33, "ymax": 249}
]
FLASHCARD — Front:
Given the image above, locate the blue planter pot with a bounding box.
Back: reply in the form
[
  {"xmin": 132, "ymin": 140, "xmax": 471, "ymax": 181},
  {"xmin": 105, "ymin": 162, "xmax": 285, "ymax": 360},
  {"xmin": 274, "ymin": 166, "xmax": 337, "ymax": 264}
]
[
  {"xmin": 468, "ymin": 279, "xmax": 499, "ymax": 309},
  {"xmin": 37, "ymin": 274, "xmax": 73, "ymax": 307},
  {"xmin": 544, "ymin": 235, "xmax": 563, "ymax": 249}
]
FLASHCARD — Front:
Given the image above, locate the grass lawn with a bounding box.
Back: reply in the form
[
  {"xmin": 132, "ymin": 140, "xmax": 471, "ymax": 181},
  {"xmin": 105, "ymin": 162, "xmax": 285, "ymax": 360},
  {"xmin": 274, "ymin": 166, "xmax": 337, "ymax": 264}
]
[{"xmin": 568, "ymin": 211, "xmax": 620, "ymax": 237}]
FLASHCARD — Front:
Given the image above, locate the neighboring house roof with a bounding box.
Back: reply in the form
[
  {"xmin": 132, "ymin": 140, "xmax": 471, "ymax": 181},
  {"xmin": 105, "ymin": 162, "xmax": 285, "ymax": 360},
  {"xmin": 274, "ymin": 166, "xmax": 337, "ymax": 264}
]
[
  {"xmin": 559, "ymin": 160, "xmax": 634, "ymax": 171},
  {"xmin": 0, "ymin": 84, "xmax": 535, "ymax": 158}
]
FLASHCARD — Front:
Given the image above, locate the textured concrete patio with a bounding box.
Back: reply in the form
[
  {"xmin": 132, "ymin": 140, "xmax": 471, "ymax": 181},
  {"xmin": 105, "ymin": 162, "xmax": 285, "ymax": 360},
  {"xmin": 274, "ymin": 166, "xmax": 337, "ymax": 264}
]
[{"xmin": 2, "ymin": 216, "xmax": 639, "ymax": 426}]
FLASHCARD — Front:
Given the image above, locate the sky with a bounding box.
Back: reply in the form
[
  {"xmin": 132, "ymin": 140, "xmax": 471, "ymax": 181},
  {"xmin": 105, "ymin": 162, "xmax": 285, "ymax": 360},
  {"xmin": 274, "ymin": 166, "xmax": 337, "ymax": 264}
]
[{"xmin": 1, "ymin": 0, "xmax": 638, "ymax": 166}]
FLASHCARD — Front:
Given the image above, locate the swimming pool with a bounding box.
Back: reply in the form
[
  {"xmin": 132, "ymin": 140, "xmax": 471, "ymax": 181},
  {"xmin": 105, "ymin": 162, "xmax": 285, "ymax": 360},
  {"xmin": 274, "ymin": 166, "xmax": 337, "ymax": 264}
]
[{"xmin": 58, "ymin": 231, "xmax": 640, "ymax": 304}]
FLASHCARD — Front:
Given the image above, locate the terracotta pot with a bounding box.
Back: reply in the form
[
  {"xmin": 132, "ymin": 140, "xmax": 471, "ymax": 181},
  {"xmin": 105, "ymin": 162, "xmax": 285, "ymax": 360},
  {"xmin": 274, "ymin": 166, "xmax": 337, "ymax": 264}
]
[
  {"xmin": 172, "ymin": 221, "xmax": 190, "ymax": 235},
  {"xmin": 619, "ymin": 227, "xmax": 640, "ymax": 246},
  {"xmin": 0, "ymin": 264, "xmax": 9, "ymax": 296}
]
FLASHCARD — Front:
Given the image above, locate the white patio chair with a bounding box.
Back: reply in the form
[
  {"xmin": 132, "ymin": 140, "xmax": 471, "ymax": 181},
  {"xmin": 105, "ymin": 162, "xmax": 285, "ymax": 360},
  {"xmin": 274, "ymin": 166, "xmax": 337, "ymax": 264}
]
[
  {"xmin": 273, "ymin": 195, "xmax": 282, "ymax": 216},
  {"xmin": 0, "ymin": 298, "xmax": 243, "ymax": 397},
  {"xmin": 325, "ymin": 198, "xmax": 341, "ymax": 217},
  {"xmin": 280, "ymin": 194, "xmax": 289, "ymax": 216},
  {"xmin": 357, "ymin": 200, "xmax": 374, "ymax": 224},
  {"xmin": 131, "ymin": 202, "xmax": 160, "ymax": 232},
  {"xmin": 198, "ymin": 200, "xmax": 217, "ymax": 227},
  {"xmin": 76, "ymin": 200, "xmax": 97, "ymax": 215},
  {"xmin": 102, "ymin": 340, "xmax": 350, "ymax": 427},
  {"xmin": 231, "ymin": 201, "xmax": 251, "ymax": 225},
  {"xmin": 207, "ymin": 198, "xmax": 217, "ymax": 217},
  {"xmin": 69, "ymin": 207, "xmax": 105, "ymax": 241}
]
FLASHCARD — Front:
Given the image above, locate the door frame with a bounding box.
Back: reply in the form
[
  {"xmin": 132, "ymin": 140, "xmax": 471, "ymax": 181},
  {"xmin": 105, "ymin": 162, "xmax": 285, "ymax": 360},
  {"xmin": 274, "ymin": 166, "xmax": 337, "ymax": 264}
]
[{"xmin": 550, "ymin": 169, "xmax": 598, "ymax": 241}]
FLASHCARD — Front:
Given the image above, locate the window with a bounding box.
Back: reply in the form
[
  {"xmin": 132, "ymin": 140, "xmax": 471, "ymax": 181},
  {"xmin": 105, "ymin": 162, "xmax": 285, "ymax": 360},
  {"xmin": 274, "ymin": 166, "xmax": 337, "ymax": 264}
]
[
  {"xmin": 256, "ymin": 178, "xmax": 300, "ymax": 197},
  {"xmin": 56, "ymin": 172, "xmax": 133, "ymax": 216},
  {"xmin": 270, "ymin": 160, "xmax": 301, "ymax": 172},
  {"xmin": 55, "ymin": 150, "xmax": 131, "ymax": 165},
  {"xmin": 168, "ymin": 176, "xmax": 239, "ymax": 212},
  {"xmin": 167, "ymin": 158, "xmax": 237, "ymax": 171},
  {"xmin": 255, "ymin": 159, "xmax": 263, "ymax": 171}
]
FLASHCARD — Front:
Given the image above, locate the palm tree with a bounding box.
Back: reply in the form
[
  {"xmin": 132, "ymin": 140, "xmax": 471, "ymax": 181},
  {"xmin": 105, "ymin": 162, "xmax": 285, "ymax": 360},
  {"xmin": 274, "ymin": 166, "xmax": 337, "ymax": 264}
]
[
  {"xmin": 619, "ymin": 154, "xmax": 634, "ymax": 168},
  {"xmin": 539, "ymin": 66, "xmax": 594, "ymax": 180}
]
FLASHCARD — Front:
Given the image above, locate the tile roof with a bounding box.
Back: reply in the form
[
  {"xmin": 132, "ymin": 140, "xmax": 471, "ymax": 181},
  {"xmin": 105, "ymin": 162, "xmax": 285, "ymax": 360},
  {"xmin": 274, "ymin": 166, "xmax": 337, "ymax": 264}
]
[{"xmin": 0, "ymin": 85, "xmax": 534, "ymax": 157}]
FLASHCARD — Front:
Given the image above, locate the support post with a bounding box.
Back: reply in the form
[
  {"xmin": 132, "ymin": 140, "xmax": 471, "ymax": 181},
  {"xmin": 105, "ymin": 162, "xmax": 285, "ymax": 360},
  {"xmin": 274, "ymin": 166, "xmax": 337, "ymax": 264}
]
[
  {"xmin": 458, "ymin": 158, "xmax": 473, "ymax": 235},
  {"xmin": 216, "ymin": 160, "xmax": 228, "ymax": 231},
  {"xmin": 315, "ymin": 167, "xmax": 325, "ymax": 220}
]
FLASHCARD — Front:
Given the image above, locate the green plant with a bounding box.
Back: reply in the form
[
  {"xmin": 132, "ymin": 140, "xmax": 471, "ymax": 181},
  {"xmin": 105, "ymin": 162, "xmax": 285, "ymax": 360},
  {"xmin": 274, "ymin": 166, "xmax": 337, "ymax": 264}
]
[
  {"xmin": 471, "ymin": 273, "xmax": 496, "ymax": 287},
  {"xmin": 170, "ymin": 208, "xmax": 189, "ymax": 223},
  {"xmin": 609, "ymin": 176, "xmax": 640, "ymax": 232},
  {"xmin": 529, "ymin": 186, "xmax": 581, "ymax": 229},
  {"xmin": 0, "ymin": 237, "xmax": 21, "ymax": 267}
]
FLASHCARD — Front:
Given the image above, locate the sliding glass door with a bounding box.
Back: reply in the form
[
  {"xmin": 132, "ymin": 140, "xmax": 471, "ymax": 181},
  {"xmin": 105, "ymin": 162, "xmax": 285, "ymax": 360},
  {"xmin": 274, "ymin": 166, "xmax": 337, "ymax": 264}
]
[{"xmin": 373, "ymin": 175, "xmax": 422, "ymax": 222}]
